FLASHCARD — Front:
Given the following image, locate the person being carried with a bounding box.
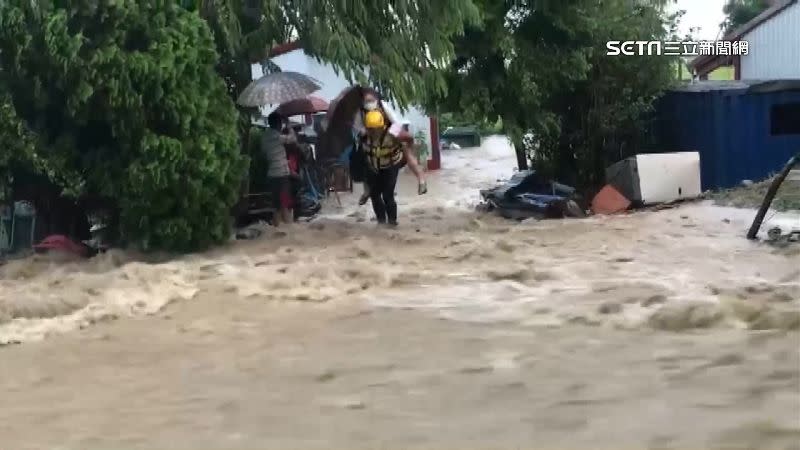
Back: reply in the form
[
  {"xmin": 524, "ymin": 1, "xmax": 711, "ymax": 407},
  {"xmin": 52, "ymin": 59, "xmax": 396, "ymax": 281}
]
[
  {"xmin": 361, "ymin": 108, "xmax": 411, "ymax": 226},
  {"xmin": 357, "ymin": 89, "xmax": 427, "ymax": 206},
  {"xmin": 262, "ymin": 112, "xmax": 297, "ymax": 226}
]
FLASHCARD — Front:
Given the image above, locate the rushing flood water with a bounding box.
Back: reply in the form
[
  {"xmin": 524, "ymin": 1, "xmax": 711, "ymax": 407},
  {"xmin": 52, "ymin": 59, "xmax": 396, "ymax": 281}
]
[{"xmin": 0, "ymin": 136, "xmax": 798, "ymax": 449}]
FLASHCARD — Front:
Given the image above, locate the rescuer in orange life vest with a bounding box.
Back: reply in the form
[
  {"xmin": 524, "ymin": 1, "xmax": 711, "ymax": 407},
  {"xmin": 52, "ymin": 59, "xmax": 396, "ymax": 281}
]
[{"xmin": 360, "ymin": 108, "xmax": 415, "ymax": 226}]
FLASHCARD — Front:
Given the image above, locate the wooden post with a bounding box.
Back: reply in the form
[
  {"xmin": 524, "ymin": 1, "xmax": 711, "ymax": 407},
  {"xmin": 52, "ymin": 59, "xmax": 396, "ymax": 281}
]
[
  {"xmin": 428, "ymin": 116, "xmax": 441, "ymax": 170},
  {"xmin": 747, "ymin": 152, "xmax": 799, "ymax": 240}
]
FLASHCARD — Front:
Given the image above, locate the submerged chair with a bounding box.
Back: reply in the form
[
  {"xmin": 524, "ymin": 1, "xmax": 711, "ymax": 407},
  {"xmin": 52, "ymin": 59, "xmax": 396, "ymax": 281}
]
[{"xmin": 322, "ymin": 159, "xmax": 352, "ymax": 207}]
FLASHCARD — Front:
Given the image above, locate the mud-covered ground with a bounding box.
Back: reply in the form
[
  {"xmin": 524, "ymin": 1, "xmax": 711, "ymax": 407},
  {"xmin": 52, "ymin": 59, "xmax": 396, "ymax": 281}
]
[{"xmin": 0, "ymin": 137, "xmax": 798, "ymax": 449}]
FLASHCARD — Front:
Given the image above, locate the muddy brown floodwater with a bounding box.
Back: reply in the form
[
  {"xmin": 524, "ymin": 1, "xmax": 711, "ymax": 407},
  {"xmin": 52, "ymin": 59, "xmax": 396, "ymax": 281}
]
[{"xmin": 0, "ymin": 137, "xmax": 798, "ymax": 450}]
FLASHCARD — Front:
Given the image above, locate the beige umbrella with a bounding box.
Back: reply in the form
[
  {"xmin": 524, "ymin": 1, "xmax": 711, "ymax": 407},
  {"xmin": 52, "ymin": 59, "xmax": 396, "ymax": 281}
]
[{"xmin": 237, "ymin": 71, "xmax": 321, "ymax": 107}]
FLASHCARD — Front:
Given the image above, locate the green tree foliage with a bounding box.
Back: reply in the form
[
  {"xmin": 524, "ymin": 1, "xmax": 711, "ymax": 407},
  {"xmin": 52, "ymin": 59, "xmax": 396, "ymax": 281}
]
[
  {"xmin": 721, "ymin": 0, "xmax": 771, "ymax": 34},
  {"xmin": 188, "ymin": 0, "xmax": 482, "ymax": 222},
  {"xmin": 0, "ymin": 0, "xmax": 479, "ymax": 251},
  {"xmin": 185, "ymin": 0, "xmax": 481, "ymax": 108},
  {"xmin": 0, "ymin": 1, "xmax": 246, "ymax": 251},
  {"xmin": 439, "ymin": 112, "xmax": 503, "ymax": 136},
  {"xmin": 0, "ymin": 91, "xmax": 84, "ymax": 203},
  {"xmin": 429, "ymin": 0, "xmax": 679, "ymax": 190}
]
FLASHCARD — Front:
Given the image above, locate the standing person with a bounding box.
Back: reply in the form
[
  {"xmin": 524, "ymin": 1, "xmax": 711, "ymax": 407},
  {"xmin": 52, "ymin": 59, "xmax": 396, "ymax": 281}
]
[
  {"xmin": 362, "ymin": 109, "xmax": 409, "ymax": 226},
  {"xmin": 262, "ymin": 112, "xmax": 296, "ymax": 226},
  {"xmin": 357, "ymin": 90, "xmax": 427, "ymax": 206}
]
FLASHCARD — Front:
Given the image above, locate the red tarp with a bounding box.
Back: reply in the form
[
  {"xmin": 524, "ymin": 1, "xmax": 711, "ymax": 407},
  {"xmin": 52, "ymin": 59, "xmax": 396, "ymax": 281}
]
[
  {"xmin": 592, "ymin": 185, "xmax": 631, "ymax": 215},
  {"xmin": 33, "ymin": 235, "xmax": 90, "ymax": 258}
]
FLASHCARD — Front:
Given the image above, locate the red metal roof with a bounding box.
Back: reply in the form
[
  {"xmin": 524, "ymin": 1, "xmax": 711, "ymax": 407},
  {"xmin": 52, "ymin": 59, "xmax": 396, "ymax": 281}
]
[{"xmin": 268, "ymin": 41, "xmax": 302, "ymax": 58}]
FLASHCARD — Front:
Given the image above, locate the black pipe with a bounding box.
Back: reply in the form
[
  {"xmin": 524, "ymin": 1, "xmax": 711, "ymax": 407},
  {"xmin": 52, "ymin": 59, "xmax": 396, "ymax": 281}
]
[{"xmin": 747, "ymin": 152, "xmax": 799, "ymax": 240}]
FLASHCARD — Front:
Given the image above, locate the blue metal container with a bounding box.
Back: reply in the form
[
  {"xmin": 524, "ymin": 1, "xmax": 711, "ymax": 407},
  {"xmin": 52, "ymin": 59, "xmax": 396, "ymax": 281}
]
[
  {"xmin": 651, "ymin": 81, "xmax": 800, "ymax": 190},
  {"xmin": 11, "ymin": 201, "xmax": 36, "ymax": 253}
]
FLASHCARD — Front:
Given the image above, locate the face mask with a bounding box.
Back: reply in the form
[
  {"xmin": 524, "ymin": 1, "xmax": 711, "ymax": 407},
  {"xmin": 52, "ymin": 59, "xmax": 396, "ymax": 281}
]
[{"xmin": 364, "ymin": 101, "xmax": 379, "ymax": 111}]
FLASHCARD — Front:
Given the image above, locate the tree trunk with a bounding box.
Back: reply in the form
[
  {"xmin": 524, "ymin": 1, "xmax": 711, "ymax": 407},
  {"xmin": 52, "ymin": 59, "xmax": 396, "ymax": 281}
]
[{"xmin": 511, "ymin": 135, "xmax": 529, "ymax": 170}]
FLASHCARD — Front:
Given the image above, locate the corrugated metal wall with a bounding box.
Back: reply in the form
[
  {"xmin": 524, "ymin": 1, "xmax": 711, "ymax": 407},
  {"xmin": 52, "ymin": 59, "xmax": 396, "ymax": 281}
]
[
  {"xmin": 653, "ymin": 88, "xmax": 800, "ymax": 190},
  {"xmin": 740, "ymin": 2, "xmax": 800, "ymax": 79}
]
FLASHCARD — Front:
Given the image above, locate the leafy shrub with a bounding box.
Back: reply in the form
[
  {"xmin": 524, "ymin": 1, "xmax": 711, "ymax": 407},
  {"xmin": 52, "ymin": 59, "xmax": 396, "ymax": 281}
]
[{"xmin": 0, "ymin": 1, "xmax": 246, "ymax": 251}]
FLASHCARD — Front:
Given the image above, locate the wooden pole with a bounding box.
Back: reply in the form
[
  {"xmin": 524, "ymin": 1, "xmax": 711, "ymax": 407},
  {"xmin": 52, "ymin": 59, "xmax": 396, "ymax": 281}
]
[
  {"xmin": 428, "ymin": 117, "xmax": 441, "ymax": 170},
  {"xmin": 747, "ymin": 152, "xmax": 799, "ymax": 240}
]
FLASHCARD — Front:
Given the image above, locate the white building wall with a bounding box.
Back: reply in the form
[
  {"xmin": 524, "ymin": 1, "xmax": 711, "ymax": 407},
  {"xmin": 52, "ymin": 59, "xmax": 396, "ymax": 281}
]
[
  {"xmin": 740, "ymin": 2, "xmax": 800, "ymax": 79},
  {"xmin": 250, "ymin": 49, "xmax": 434, "ymax": 161}
]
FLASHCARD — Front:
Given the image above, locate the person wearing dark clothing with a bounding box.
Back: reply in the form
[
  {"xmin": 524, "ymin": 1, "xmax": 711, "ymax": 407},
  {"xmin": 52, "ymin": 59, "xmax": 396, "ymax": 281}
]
[
  {"xmin": 357, "ymin": 90, "xmax": 427, "ymax": 206},
  {"xmin": 366, "ymin": 165, "xmax": 401, "ymax": 225},
  {"xmin": 262, "ymin": 112, "xmax": 296, "ymax": 226},
  {"xmin": 362, "ymin": 109, "xmax": 405, "ymax": 226}
]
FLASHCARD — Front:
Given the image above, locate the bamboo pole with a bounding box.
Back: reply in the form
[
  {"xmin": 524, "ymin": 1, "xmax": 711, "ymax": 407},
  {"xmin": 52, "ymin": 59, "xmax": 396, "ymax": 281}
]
[{"xmin": 746, "ymin": 152, "xmax": 800, "ymax": 240}]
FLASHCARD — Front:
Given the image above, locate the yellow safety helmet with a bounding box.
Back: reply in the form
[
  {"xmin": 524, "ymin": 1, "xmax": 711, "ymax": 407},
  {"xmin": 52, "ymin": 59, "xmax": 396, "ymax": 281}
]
[{"xmin": 364, "ymin": 110, "xmax": 385, "ymax": 129}]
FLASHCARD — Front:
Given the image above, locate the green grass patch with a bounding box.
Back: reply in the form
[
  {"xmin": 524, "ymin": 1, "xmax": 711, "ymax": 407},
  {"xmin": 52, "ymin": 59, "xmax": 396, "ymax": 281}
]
[
  {"xmin": 711, "ymin": 176, "xmax": 800, "ymax": 211},
  {"xmin": 708, "ymin": 66, "xmax": 735, "ymax": 81}
]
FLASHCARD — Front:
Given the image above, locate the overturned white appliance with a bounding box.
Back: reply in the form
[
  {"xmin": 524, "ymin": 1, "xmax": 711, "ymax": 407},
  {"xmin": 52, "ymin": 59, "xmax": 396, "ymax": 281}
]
[{"xmin": 606, "ymin": 152, "xmax": 702, "ymax": 205}]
